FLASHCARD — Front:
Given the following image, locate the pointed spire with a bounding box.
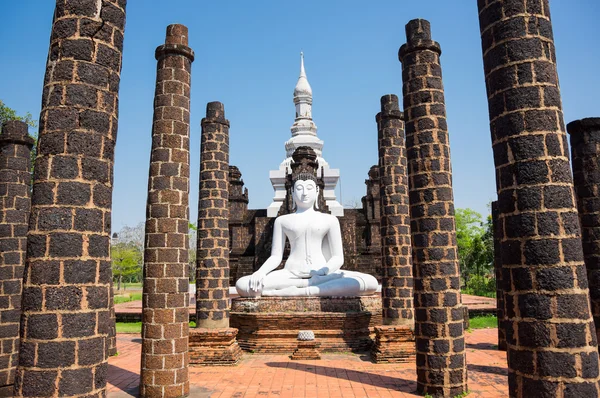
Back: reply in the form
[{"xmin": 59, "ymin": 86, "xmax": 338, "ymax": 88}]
[
  {"xmin": 294, "ymin": 52, "xmax": 312, "ymax": 98},
  {"xmin": 300, "ymin": 51, "xmax": 306, "ymax": 78}
]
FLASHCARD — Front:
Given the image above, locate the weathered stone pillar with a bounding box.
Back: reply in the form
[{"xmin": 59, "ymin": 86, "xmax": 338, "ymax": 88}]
[
  {"xmin": 371, "ymin": 94, "xmax": 415, "ymax": 363},
  {"xmin": 189, "ymin": 102, "xmax": 241, "ymax": 365},
  {"xmin": 568, "ymin": 118, "xmax": 600, "ymax": 348},
  {"xmin": 140, "ymin": 24, "xmax": 193, "ymax": 398},
  {"xmin": 0, "ymin": 121, "xmax": 34, "ymax": 394},
  {"xmin": 491, "ymin": 201, "xmax": 506, "ymax": 351},
  {"xmin": 399, "ymin": 19, "xmax": 467, "ymax": 397},
  {"xmin": 478, "ymin": 1, "xmax": 600, "ymax": 396},
  {"xmin": 15, "ymin": 1, "xmax": 126, "ymax": 396}
]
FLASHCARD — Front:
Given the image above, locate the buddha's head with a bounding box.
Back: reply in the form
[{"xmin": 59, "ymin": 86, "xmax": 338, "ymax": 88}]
[{"xmin": 292, "ymin": 175, "xmax": 319, "ymax": 211}]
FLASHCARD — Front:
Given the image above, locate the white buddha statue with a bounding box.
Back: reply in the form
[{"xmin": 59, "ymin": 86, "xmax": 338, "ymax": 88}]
[{"xmin": 236, "ymin": 161, "xmax": 378, "ymax": 297}]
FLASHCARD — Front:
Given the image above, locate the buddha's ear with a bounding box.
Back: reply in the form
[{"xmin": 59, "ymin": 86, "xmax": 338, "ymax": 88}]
[{"xmin": 314, "ymin": 186, "xmax": 320, "ymax": 210}]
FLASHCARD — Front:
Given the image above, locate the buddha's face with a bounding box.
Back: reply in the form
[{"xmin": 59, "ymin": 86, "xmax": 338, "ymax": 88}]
[{"xmin": 293, "ymin": 179, "xmax": 318, "ymax": 210}]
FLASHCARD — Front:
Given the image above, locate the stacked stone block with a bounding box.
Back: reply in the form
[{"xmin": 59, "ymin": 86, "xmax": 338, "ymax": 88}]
[
  {"xmin": 191, "ymin": 102, "xmax": 241, "ymax": 365},
  {"xmin": 399, "ymin": 19, "xmax": 467, "ymax": 396},
  {"xmin": 0, "ymin": 121, "xmax": 34, "ymax": 393},
  {"xmin": 371, "ymin": 95, "xmax": 415, "ymax": 363},
  {"xmin": 478, "ymin": 1, "xmax": 600, "ymax": 395},
  {"xmin": 196, "ymin": 101, "xmax": 230, "ymax": 329},
  {"xmin": 140, "ymin": 24, "xmax": 193, "ymax": 398},
  {"xmin": 376, "ymin": 94, "xmax": 414, "ymax": 326},
  {"xmin": 15, "ymin": 1, "xmax": 126, "ymax": 396},
  {"xmin": 491, "ymin": 201, "xmax": 506, "ymax": 351},
  {"xmin": 568, "ymin": 118, "xmax": 600, "ymax": 347}
]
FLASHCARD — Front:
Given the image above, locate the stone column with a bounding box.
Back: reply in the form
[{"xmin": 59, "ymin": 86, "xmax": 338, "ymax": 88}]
[
  {"xmin": 140, "ymin": 24, "xmax": 194, "ymax": 398},
  {"xmin": 568, "ymin": 118, "xmax": 600, "ymax": 347},
  {"xmin": 0, "ymin": 121, "xmax": 34, "ymax": 394},
  {"xmin": 491, "ymin": 201, "xmax": 506, "ymax": 351},
  {"xmin": 371, "ymin": 95, "xmax": 416, "ymax": 363},
  {"xmin": 399, "ymin": 19, "xmax": 467, "ymax": 397},
  {"xmin": 189, "ymin": 102, "xmax": 241, "ymax": 365},
  {"xmin": 478, "ymin": 1, "xmax": 600, "ymax": 396},
  {"xmin": 15, "ymin": 1, "xmax": 126, "ymax": 397}
]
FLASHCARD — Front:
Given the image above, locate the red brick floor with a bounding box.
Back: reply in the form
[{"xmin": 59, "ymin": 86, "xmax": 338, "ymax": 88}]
[{"xmin": 108, "ymin": 328, "xmax": 507, "ymax": 397}]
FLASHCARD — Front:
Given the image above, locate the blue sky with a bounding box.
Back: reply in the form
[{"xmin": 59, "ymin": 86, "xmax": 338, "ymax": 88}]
[{"xmin": 1, "ymin": 1, "xmax": 599, "ymax": 229}]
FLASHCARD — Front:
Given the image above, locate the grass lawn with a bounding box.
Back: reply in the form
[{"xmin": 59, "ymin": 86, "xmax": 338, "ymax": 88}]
[
  {"xmin": 114, "ymin": 292, "xmax": 142, "ymax": 305},
  {"xmin": 469, "ymin": 315, "xmax": 497, "ymax": 329},
  {"xmin": 116, "ymin": 321, "xmax": 197, "ymax": 334}
]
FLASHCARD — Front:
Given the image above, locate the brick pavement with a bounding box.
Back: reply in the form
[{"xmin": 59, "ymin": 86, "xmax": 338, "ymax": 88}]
[{"xmin": 108, "ymin": 328, "xmax": 507, "ymax": 397}]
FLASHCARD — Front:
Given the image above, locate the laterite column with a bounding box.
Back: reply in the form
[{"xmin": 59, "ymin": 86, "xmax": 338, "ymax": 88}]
[
  {"xmin": 478, "ymin": 1, "xmax": 600, "ymax": 396},
  {"xmin": 399, "ymin": 19, "xmax": 467, "ymax": 397},
  {"xmin": 0, "ymin": 121, "xmax": 34, "ymax": 394},
  {"xmin": 140, "ymin": 24, "xmax": 194, "ymax": 398},
  {"xmin": 491, "ymin": 201, "xmax": 507, "ymax": 351},
  {"xmin": 15, "ymin": 1, "xmax": 126, "ymax": 396},
  {"xmin": 371, "ymin": 94, "xmax": 416, "ymax": 363},
  {"xmin": 189, "ymin": 102, "xmax": 241, "ymax": 365},
  {"xmin": 568, "ymin": 118, "xmax": 600, "ymax": 347}
]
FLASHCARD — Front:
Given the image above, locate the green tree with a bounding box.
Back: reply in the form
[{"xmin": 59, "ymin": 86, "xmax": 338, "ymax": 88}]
[
  {"xmin": 111, "ymin": 243, "xmax": 143, "ymax": 291},
  {"xmin": 455, "ymin": 208, "xmax": 494, "ymax": 294}
]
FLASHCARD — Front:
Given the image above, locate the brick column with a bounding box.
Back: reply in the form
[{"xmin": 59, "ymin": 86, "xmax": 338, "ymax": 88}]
[
  {"xmin": 478, "ymin": 1, "xmax": 600, "ymax": 395},
  {"xmin": 15, "ymin": 1, "xmax": 126, "ymax": 396},
  {"xmin": 140, "ymin": 24, "xmax": 193, "ymax": 398},
  {"xmin": 399, "ymin": 19, "xmax": 467, "ymax": 397},
  {"xmin": 189, "ymin": 102, "xmax": 241, "ymax": 365},
  {"xmin": 371, "ymin": 95, "xmax": 416, "ymax": 363},
  {"xmin": 491, "ymin": 201, "xmax": 507, "ymax": 351},
  {"xmin": 568, "ymin": 118, "xmax": 600, "ymax": 348},
  {"xmin": 0, "ymin": 121, "xmax": 34, "ymax": 394}
]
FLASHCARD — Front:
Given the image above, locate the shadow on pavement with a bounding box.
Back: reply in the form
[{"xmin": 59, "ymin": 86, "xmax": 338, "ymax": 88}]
[{"xmin": 265, "ymin": 361, "xmax": 417, "ymax": 392}]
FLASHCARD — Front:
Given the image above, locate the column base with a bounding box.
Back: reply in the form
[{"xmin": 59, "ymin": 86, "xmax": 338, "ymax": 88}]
[
  {"xmin": 291, "ymin": 341, "xmax": 321, "ymax": 360},
  {"xmin": 189, "ymin": 327, "xmax": 242, "ymax": 366},
  {"xmin": 371, "ymin": 325, "xmax": 415, "ymax": 363}
]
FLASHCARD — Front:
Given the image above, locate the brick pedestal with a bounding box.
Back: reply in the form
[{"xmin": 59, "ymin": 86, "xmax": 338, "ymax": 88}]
[
  {"xmin": 0, "ymin": 121, "xmax": 34, "ymax": 393},
  {"xmin": 188, "ymin": 328, "xmax": 242, "ymax": 365},
  {"xmin": 231, "ymin": 296, "xmax": 381, "ymax": 353},
  {"xmin": 478, "ymin": 1, "xmax": 600, "ymax": 395},
  {"xmin": 399, "ymin": 19, "xmax": 467, "ymax": 397},
  {"xmin": 372, "ymin": 326, "xmax": 416, "ymax": 363},
  {"xmin": 140, "ymin": 24, "xmax": 194, "ymax": 398},
  {"xmin": 192, "ymin": 102, "xmax": 241, "ymax": 365},
  {"xmin": 291, "ymin": 341, "xmax": 321, "ymax": 360},
  {"xmin": 15, "ymin": 1, "xmax": 126, "ymax": 396},
  {"xmin": 568, "ymin": 118, "xmax": 600, "ymax": 348}
]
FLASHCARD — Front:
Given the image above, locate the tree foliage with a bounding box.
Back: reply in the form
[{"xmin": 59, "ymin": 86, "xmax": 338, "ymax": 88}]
[
  {"xmin": 111, "ymin": 243, "xmax": 142, "ymax": 291},
  {"xmin": 455, "ymin": 207, "xmax": 495, "ymax": 297}
]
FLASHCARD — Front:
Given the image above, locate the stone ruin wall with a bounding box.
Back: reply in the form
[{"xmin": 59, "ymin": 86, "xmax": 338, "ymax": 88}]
[{"xmin": 227, "ymin": 165, "xmax": 383, "ymax": 285}]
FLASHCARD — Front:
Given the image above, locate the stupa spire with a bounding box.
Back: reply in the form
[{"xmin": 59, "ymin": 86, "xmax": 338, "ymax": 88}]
[
  {"xmin": 268, "ymin": 52, "xmax": 343, "ymax": 217},
  {"xmin": 293, "ymin": 52, "xmax": 313, "ymax": 103}
]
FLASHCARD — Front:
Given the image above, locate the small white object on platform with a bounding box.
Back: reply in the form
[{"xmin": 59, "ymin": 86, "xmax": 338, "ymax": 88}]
[{"xmin": 298, "ymin": 330, "xmax": 315, "ymax": 341}]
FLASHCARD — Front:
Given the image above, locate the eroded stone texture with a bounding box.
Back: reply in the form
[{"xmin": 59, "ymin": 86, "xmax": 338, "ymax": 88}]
[
  {"xmin": 0, "ymin": 121, "xmax": 34, "ymax": 393},
  {"xmin": 195, "ymin": 102, "xmax": 230, "ymax": 329},
  {"xmin": 568, "ymin": 117, "xmax": 600, "ymax": 348},
  {"xmin": 399, "ymin": 19, "xmax": 467, "ymax": 397},
  {"xmin": 376, "ymin": 94, "xmax": 414, "ymax": 326},
  {"xmin": 192, "ymin": 102, "xmax": 241, "ymax": 365},
  {"xmin": 140, "ymin": 24, "xmax": 193, "ymax": 398},
  {"xmin": 491, "ymin": 201, "xmax": 506, "ymax": 351},
  {"xmin": 478, "ymin": 1, "xmax": 600, "ymax": 395},
  {"xmin": 15, "ymin": 1, "xmax": 126, "ymax": 396}
]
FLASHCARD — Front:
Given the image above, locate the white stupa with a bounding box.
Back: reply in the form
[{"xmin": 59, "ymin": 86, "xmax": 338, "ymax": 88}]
[{"xmin": 267, "ymin": 53, "xmax": 343, "ymax": 217}]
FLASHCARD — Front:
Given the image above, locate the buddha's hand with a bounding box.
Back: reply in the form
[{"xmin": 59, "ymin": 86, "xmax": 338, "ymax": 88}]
[
  {"xmin": 309, "ymin": 268, "xmax": 329, "ymax": 277},
  {"xmin": 249, "ymin": 271, "xmax": 266, "ymax": 292}
]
